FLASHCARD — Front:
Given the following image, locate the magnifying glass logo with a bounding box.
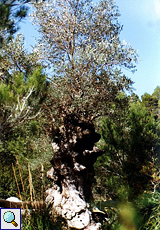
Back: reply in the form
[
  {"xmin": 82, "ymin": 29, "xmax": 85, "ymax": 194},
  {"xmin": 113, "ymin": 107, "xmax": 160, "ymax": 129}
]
[{"xmin": 3, "ymin": 211, "xmax": 18, "ymax": 227}]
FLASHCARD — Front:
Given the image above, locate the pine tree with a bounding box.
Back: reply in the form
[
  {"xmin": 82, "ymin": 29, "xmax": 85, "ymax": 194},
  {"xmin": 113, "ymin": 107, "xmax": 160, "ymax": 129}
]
[
  {"xmin": 95, "ymin": 97, "xmax": 157, "ymax": 201},
  {"xmin": 0, "ymin": 0, "xmax": 29, "ymax": 44}
]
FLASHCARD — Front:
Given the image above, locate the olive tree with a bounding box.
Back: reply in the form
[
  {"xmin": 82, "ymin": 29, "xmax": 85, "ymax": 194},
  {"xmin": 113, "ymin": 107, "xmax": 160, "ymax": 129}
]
[
  {"xmin": 32, "ymin": 0, "xmax": 137, "ymax": 121},
  {"xmin": 32, "ymin": 0, "xmax": 138, "ymax": 229}
]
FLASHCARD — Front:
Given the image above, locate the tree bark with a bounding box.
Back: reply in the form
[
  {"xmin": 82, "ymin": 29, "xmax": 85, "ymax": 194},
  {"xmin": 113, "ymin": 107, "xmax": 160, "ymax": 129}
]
[{"xmin": 46, "ymin": 115, "xmax": 104, "ymax": 229}]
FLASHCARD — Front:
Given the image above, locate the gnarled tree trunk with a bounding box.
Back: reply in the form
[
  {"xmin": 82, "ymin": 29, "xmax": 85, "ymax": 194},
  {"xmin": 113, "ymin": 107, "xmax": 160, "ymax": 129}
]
[{"xmin": 46, "ymin": 115, "xmax": 104, "ymax": 229}]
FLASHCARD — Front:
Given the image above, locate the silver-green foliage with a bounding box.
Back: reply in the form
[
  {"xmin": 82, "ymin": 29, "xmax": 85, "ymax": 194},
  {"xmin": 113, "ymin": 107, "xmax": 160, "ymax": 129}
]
[{"xmin": 32, "ymin": 0, "xmax": 138, "ymax": 121}]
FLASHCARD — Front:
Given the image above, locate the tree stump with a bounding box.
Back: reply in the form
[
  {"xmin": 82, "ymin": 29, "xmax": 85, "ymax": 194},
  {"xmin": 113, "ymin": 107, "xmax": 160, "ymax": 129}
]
[{"xmin": 46, "ymin": 115, "xmax": 104, "ymax": 229}]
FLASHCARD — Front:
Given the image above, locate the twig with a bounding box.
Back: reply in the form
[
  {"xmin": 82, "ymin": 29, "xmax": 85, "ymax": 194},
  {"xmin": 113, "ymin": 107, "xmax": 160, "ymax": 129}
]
[{"xmin": 12, "ymin": 163, "xmax": 23, "ymax": 202}]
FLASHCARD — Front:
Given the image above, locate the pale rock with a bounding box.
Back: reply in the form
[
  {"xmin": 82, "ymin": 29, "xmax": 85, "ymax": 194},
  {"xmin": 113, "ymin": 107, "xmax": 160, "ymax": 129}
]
[
  {"xmin": 6, "ymin": 197, "xmax": 22, "ymax": 202},
  {"xmin": 84, "ymin": 222, "xmax": 101, "ymax": 230},
  {"xmin": 51, "ymin": 142, "xmax": 59, "ymax": 152},
  {"xmin": 47, "ymin": 167, "xmax": 55, "ymax": 180},
  {"xmin": 68, "ymin": 210, "xmax": 90, "ymax": 229},
  {"xmin": 74, "ymin": 162, "xmax": 86, "ymax": 171}
]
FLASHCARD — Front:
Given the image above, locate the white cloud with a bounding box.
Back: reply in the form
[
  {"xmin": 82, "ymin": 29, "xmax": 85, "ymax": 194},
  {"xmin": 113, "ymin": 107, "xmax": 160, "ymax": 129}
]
[
  {"xmin": 146, "ymin": 0, "xmax": 160, "ymax": 20},
  {"xmin": 140, "ymin": 0, "xmax": 160, "ymax": 27},
  {"xmin": 153, "ymin": 0, "xmax": 160, "ymax": 17},
  {"xmin": 116, "ymin": 0, "xmax": 160, "ymax": 28}
]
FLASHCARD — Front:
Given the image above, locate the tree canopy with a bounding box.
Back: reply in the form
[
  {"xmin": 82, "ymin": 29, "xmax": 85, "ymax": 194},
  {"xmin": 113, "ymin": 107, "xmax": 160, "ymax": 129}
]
[{"xmin": 32, "ymin": 0, "xmax": 138, "ymax": 123}]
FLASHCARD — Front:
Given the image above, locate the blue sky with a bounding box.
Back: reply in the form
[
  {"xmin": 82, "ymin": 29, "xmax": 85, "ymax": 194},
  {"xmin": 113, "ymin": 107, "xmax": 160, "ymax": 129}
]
[
  {"xmin": 19, "ymin": 0, "xmax": 160, "ymax": 98},
  {"xmin": 115, "ymin": 0, "xmax": 160, "ymax": 98}
]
